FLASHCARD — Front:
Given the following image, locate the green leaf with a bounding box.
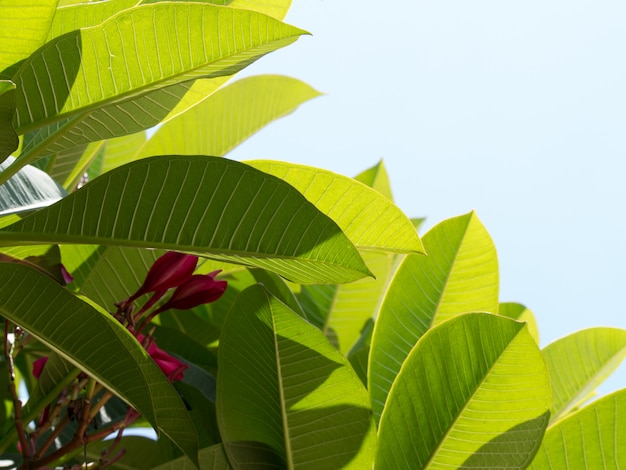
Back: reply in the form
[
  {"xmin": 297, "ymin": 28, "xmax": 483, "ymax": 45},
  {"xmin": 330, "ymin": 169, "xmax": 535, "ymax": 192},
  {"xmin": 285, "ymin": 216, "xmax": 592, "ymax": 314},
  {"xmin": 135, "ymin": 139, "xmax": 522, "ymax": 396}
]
[
  {"xmin": 377, "ymin": 313, "xmax": 551, "ymax": 469},
  {"xmin": 542, "ymin": 328, "xmax": 626, "ymax": 424},
  {"xmin": 86, "ymin": 436, "xmax": 173, "ymax": 470},
  {"xmin": 47, "ymin": 0, "xmax": 139, "ymax": 40},
  {"xmin": 217, "ymin": 284, "xmax": 376, "ymax": 469},
  {"xmin": 321, "ymin": 250, "xmax": 395, "ymax": 353},
  {"xmin": 499, "ymin": 301, "xmax": 540, "ymax": 343},
  {"xmin": 136, "ymin": 75, "xmax": 321, "ymax": 160},
  {"xmin": 369, "ymin": 211, "xmax": 499, "ymax": 423},
  {"xmin": 1, "ymin": 156, "xmax": 370, "ymax": 284},
  {"xmin": 0, "ymin": 157, "xmax": 67, "ymax": 216},
  {"xmin": 247, "ymin": 161, "xmax": 424, "ymax": 254},
  {"xmin": 0, "ymin": 80, "xmax": 18, "ymax": 162},
  {"xmin": 0, "ymin": 0, "xmax": 59, "ymax": 77},
  {"xmin": 0, "ymin": 244, "xmax": 67, "ymax": 284},
  {"xmin": 529, "ymin": 388, "xmax": 626, "ymax": 469},
  {"xmin": 0, "ymin": 263, "xmax": 198, "ymax": 466},
  {"xmin": 7, "ymin": 3, "xmax": 307, "ymax": 174},
  {"xmin": 227, "ymin": 0, "xmax": 292, "ymax": 20},
  {"xmin": 354, "ymin": 159, "xmax": 393, "ymax": 201},
  {"xmin": 56, "ymin": 140, "xmax": 106, "ymax": 190},
  {"xmin": 152, "ymin": 444, "xmax": 232, "ymax": 470}
]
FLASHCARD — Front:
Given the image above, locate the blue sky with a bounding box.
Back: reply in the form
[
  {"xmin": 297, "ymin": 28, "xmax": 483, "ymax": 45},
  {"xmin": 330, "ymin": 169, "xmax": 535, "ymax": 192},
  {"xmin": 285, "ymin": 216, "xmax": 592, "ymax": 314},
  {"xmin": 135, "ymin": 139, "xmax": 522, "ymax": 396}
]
[{"xmin": 230, "ymin": 1, "xmax": 626, "ymax": 393}]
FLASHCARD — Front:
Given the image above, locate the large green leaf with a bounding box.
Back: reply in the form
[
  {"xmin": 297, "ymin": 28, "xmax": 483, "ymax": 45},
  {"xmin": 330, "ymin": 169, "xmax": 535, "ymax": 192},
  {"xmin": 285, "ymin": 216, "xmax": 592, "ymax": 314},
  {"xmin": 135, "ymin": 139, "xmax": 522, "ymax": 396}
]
[
  {"xmin": 301, "ymin": 250, "xmax": 394, "ymax": 353},
  {"xmin": 369, "ymin": 211, "xmax": 499, "ymax": 422},
  {"xmin": 47, "ymin": 0, "xmax": 139, "ymax": 40},
  {"xmin": 0, "ymin": 0, "xmax": 58, "ymax": 77},
  {"xmin": 217, "ymin": 284, "xmax": 376, "ymax": 469},
  {"xmin": 0, "ymin": 80, "xmax": 18, "ymax": 161},
  {"xmin": 3, "ymin": 3, "xmax": 306, "ymax": 179},
  {"xmin": 0, "ymin": 156, "xmax": 370, "ymax": 284},
  {"xmin": 247, "ymin": 161, "xmax": 424, "ymax": 254},
  {"xmin": 0, "ymin": 263, "xmax": 198, "ymax": 466},
  {"xmin": 152, "ymin": 444, "xmax": 231, "ymax": 470},
  {"xmin": 0, "ymin": 157, "xmax": 67, "ymax": 216},
  {"xmin": 354, "ymin": 159, "xmax": 393, "ymax": 201},
  {"xmin": 529, "ymin": 388, "xmax": 626, "ymax": 468},
  {"xmin": 542, "ymin": 328, "xmax": 626, "ymax": 424},
  {"xmin": 136, "ymin": 75, "xmax": 321, "ymax": 160},
  {"xmin": 377, "ymin": 313, "xmax": 551, "ymax": 469},
  {"xmin": 228, "ymin": 0, "xmax": 292, "ymax": 19},
  {"xmin": 499, "ymin": 301, "xmax": 540, "ymax": 343}
]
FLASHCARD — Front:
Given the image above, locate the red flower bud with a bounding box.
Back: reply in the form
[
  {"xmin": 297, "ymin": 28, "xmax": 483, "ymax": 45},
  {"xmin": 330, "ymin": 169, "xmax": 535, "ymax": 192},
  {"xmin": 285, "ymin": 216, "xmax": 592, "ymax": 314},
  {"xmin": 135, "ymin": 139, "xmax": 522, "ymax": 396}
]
[
  {"xmin": 128, "ymin": 252, "xmax": 198, "ymax": 303},
  {"xmin": 136, "ymin": 334, "xmax": 188, "ymax": 382},
  {"xmin": 32, "ymin": 357, "xmax": 48, "ymax": 379},
  {"xmin": 155, "ymin": 271, "xmax": 227, "ymax": 313}
]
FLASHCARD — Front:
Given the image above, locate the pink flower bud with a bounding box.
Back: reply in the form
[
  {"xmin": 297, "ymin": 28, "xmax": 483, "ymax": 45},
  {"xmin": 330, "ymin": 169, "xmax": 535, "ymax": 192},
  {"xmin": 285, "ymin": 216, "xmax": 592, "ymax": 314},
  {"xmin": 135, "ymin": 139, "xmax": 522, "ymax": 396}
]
[
  {"xmin": 147, "ymin": 342, "xmax": 188, "ymax": 382},
  {"xmin": 155, "ymin": 271, "xmax": 227, "ymax": 313},
  {"xmin": 60, "ymin": 264, "xmax": 74, "ymax": 285},
  {"xmin": 32, "ymin": 357, "xmax": 48, "ymax": 379},
  {"xmin": 136, "ymin": 334, "xmax": 188, "ymax": 382},
  {"xmin": 128, "ymin": 252, "xmax": 198, "ymax": 302}
]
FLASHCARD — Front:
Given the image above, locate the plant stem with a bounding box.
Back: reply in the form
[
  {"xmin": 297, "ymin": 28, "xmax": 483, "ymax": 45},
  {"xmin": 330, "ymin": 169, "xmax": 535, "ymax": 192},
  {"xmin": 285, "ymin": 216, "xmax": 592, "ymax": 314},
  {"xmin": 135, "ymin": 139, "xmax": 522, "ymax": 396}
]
[{"xmin": 4, "ymin": 321, "xmax": 30, "ymax": 462}]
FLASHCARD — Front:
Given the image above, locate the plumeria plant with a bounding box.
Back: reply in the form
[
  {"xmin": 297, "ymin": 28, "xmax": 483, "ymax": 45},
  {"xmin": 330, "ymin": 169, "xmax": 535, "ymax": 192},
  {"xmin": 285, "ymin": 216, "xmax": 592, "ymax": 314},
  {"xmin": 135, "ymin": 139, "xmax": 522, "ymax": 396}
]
[{"xmin": 1, "ymin": 1, "xmax": 626, "ymax": 469}]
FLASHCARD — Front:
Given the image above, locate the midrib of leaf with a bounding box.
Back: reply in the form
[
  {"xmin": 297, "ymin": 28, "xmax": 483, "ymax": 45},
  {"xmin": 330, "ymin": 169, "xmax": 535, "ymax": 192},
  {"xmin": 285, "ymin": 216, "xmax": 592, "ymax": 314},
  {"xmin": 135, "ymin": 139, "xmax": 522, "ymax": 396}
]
[
  {"xmin": 421, "ymin": 324, "xmax": 528, "ymax": 468},
  {"xmin": 272, "ymin": 308, "xmax": 294, "ymax": 470}
]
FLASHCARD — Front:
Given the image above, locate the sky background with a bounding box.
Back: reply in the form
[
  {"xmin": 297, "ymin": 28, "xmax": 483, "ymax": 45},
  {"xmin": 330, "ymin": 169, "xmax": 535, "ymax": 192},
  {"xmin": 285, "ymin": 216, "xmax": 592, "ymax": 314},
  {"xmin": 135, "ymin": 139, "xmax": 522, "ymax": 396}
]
[{"xmin": 229, "ymin": 1, "xmax": 626, "ymax": 394}]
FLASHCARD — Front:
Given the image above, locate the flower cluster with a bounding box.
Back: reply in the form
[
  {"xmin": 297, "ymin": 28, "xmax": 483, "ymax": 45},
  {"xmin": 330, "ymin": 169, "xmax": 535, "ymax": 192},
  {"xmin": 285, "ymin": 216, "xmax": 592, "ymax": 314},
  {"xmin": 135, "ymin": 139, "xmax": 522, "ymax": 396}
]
[{"xmin": 26, "ymin": 252, "xmax": 227, "ymax": 466}]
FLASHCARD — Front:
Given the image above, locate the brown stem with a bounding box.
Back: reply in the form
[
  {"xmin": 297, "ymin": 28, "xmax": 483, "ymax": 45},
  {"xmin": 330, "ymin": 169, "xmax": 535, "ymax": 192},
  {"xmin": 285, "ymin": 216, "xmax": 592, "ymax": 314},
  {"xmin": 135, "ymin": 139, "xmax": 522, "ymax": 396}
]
[
  {"xmin": 4, "ymin": 321, "xmax": 30, "ymax": 462},
  {"xmin": 32, "ymin": 414, "xmax": 69, "ymax": 460}
]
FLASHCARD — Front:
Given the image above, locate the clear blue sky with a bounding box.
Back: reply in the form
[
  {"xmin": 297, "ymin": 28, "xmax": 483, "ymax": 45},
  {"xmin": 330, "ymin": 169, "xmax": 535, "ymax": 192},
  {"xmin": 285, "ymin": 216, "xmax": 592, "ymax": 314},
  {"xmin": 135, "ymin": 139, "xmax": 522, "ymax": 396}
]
[{"xmin": 230, "ymin": 1, "xmax": 626, "ymax": 393}]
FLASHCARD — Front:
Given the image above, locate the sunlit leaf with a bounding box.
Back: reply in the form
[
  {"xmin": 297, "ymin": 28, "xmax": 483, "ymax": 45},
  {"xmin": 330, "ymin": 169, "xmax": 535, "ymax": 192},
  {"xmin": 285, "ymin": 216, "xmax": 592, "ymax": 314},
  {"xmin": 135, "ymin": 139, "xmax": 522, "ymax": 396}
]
[
  {"xmin": 0, "ymin": 157, "xmax": 67, "ymax": 216},
  {"xmin": 1, "ymin": 156, "xmax": 370, "ymax": 284},
  {"xmin": 530, "ymin": 389, "xmax": 626, "ymax": 469},
  {"xmin": 0, "ymin": 263, "xmax": 198, "ymax": 465},
  {"xmin": 377, "ymin": 313, "xmax": 550, "ymax": 469},
  {"xmin": 136, "ymin": 75, "xmax": 321, "ymax": 160},
  {"xmin": 6, "ymin": 3, "xmax": 307, "ymax": 175},
  {"xmin": 500, "ymin": 301, "xmax": 540, "ymax": 343},
  {"xmin": 217, "ymin": 284, "xmax": 376, "ymax": 469},
  {"xmin": 369, "ymin": 211, "xmax": 499, "ymax": 423},
  {"xmin": 354, "ymin": 159, "xmax": 393, "ymax": 201},
  {"xmin": 247, "ymin": 161, "xmax": 424, "ymax": 254},
  {"xmin": 0, "ymin": 0, "xmax": 58, "ymax": 77},
  {"xmin": 542, "ymin": 328, "xmax": 626, "ymax": 424}
]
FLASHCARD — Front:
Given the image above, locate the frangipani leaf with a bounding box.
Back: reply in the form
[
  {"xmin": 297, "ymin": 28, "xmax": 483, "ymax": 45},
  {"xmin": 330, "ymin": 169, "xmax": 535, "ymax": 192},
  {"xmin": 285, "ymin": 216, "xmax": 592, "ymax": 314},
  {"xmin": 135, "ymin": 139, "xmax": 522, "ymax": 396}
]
[
  {"xmin": 0, "ymin": 0, "xmax": 58, "ymax": 77},
  {"xmin": 354, "ymin": 160, "xmax": 393, "ymax": 201},
  {"xmin": 542, "ymin": 328, "xmax": 626, "ymax": 424},
  {"xmin": 0, "ymin": 80, "xmax": 18, "ymax": 162},
  {"xmin": 0, "ymin": 156, "xmax": 370, "ymax": 284},
  {"xmin": 499, "ymin": 301, "xmax": 540, "ymax": 343},
  {"xmin": 305, "ymin": 250, "xmax": 394, "ymax": 353},
  {"xmin": 369, "ymin": 211, "xmax": 499, "ymax": 422},
  {"xmin": 228, "ymin": 0, "xmax": 292, "ymax": 19},
  {"xmin": 136, "ymin": 75, "xmax": 321, "ymax": 160},
  {"xmin": 247, "ymin": 161, "xmax": 424, "ymax": 254},
  {"xmin": 217, "ymin": 284, "xmax": 376, "ymax": 469},
  {"xmin": 47, "ymin": 0, "xmax": 139, "ymax": 40},
  {"xmin": 0, "ymin": 157, "xmax": 67, "ymax": 216},
  {"xmin": 152, "ymin": 444, "xmax": 231, "ymax": 470},
  {"xmin": 377, "ymin": 313, "xmax": 551, "ymax": 469},
  {"xmin": 530, "ymin": 389, "xmax": 626, "ymax": 468},
  {"xmin": 0, "ymin": 263, "xmax": 198, "ymax": 466},
  {"xmin": 7, "ymin": 3, "xmax": 306, "ymax": 173}
]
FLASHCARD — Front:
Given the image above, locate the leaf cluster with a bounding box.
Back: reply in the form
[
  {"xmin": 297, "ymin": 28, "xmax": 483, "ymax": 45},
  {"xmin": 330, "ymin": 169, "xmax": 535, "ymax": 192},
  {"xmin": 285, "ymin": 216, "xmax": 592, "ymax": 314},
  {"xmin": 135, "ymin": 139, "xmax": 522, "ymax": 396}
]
[{"xmin": 0, "ymin": 1, "xmax": 625, "ymax": 469}]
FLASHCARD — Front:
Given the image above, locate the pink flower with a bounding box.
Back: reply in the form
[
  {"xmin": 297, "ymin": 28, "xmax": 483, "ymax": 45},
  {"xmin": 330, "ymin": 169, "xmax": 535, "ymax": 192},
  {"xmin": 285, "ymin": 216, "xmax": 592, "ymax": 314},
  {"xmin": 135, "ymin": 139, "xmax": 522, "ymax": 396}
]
[
  {"xmin": 154, "ymin": 271, "xmax": 227, "ymax": 314},
  {"xmin": 136, "ymin": 334, "xmax": 188, "ymax": 382},
  {"xmin": 127, "ymin": 252, "xmax": 198, "ymax": 303},
  {"xmin": 32, "ymin": 357, "xmax": 48, "ymax": 379},
  {"xmin": 60, "ymin": 265, "xmax": 74, "ymax": 285}
]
